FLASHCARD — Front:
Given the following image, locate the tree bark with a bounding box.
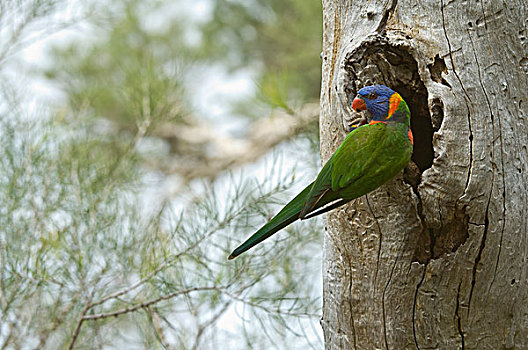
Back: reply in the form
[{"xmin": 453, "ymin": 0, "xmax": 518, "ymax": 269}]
[{"xmin": 319, "ymin": 0, "xmax": 528, "ymax": 349}]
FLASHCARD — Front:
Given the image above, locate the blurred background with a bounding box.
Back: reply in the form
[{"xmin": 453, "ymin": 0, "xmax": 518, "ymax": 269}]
[{"xmin": 0, "ymin": 0, "xmax": 324, "ymax": 348}]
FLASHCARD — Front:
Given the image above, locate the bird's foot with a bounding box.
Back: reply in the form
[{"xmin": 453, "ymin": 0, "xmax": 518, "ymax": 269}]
[{"xmin": 343, "ymin": 111, "xmax": 370, "ymax": 133}]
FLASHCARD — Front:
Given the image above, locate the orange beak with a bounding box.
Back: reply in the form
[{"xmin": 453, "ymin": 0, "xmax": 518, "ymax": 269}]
[{"xmin": 352, "ymin": 97, "xmax": 366, "ymax": 112}]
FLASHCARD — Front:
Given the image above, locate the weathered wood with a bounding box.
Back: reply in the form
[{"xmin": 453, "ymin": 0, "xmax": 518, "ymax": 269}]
[{"xmin": 320, "ymin": 0, "xmax": 528, "ymax": 349}]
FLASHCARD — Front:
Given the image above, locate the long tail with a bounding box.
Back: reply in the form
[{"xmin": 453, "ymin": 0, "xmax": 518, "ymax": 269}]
[{"xmin": 228, "ymin": 182, "xmax": 339, "ymax": 260}]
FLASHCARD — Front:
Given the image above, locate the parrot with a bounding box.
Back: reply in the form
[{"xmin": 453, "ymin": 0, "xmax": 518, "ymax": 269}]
[{"xmin": 228, "ymin": 85, "xmax": 413, "ymax": 260}]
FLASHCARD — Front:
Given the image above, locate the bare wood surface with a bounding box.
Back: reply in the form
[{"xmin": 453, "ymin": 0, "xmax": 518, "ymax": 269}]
[{"xmin": 320, "ymin": 0, "xmax": 528, "ymax": 348}]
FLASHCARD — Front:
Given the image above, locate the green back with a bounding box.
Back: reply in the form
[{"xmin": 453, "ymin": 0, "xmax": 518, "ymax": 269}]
[
  {"xmin": 333, "ymin": 122, "xmax": 412, "ymax": 199},
  {"xmin": 302, "ymin": 116, "xmax": 412, "ymax": 213}
]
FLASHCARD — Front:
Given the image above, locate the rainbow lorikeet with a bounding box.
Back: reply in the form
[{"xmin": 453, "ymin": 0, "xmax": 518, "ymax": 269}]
[{"xmin": 228, "ymin": 85, "xmax": 413, "ymax": 260}]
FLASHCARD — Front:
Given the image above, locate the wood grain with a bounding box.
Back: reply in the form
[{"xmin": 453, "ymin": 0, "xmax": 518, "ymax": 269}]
[{"xmin": 320, "ymin": 0, "xmax": 528, "ymax": 348}]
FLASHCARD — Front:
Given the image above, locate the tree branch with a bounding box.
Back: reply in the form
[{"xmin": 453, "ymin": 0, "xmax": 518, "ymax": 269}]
[
  {"xmin": 82, "ymin": 286, "xmax": 220, "ymax": 321},
  {"xmin": 148, "ymin": 307, "xmax": 172, "ymax": 350},
  {"xmin": 68, "ymin": 298, "xmax": 93, "ymax": 350},
  {"xmin": 149, "ymin": 103, "xmax": 319, "ymax": 183}
]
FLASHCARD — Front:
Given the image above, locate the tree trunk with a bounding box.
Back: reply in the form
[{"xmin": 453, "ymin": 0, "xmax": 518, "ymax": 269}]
[{"xmin": 319, "ymin": 0, "xmax": 528, "ymax": 349}]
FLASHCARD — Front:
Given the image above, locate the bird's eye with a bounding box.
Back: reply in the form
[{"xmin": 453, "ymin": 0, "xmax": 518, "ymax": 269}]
[{"xmin": 367, "ymin": 93, "xmax": 377, "ymax": 99}]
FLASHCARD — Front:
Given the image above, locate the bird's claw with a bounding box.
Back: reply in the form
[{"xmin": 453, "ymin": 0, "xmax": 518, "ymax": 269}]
[{"xmin": 343, "ymin": 111, "xmax": 370, "ymax": 133}]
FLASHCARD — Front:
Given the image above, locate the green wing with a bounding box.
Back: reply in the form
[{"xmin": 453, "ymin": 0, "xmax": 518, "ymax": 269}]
[
  {"xmin": 299, "ymin": 157, "xmax": 333, "ymax": 216},
  {"xmin": 331, "ymin": 123, "xmax": 388, "ymax": 191},
  {"xmin": 299, "ymin": 123, "xmax": 390, "ymax": 218}
]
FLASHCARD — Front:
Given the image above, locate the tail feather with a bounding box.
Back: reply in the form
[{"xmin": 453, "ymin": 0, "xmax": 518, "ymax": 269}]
[
  {"xmin": 301, "ymin": 198, "xmax": 350, "ymax": 220},
  {"xmin": 228, "ymin": 182, "xmax": 339, "ymax": 260},
  {"xmin": 228, "ymin": 183, "xmax": 312, "ymax": 260}
]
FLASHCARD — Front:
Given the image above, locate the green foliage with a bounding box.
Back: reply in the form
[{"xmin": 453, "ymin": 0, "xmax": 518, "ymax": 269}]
[
  {"xmin": 0, "ymin": 113, "xmax": 140, "ymax": 347},
  {"xmin": 48, "ymin": 0, "xmax": 322, "ymax": 125},
  {"xmin": 46, "ymin": 6, "xmax": 189, "ymax": 132},
  {"xmin": 1, "ymin": 0, "xmax": 325, "ymax": 348},
  {"xmin": 0, "ymin": 110, "xmax": 322, "ymax": 348},
  {"xmin": 198, "ymin": 0, "xmax": 323, "ymax": 102}
]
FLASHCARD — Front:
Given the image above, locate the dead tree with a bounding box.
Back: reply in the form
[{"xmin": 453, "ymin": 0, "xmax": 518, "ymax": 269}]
[{"xmin": 319, "ymin": 0, "xmax": 528, "ymax": 348}]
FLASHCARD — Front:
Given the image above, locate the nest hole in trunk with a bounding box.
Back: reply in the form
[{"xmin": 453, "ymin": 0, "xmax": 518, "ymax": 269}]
[
  {"xmin": 343, "ymin": 37, "xmax": 434, "ymax": 177},
  {"xmin": 342, "ymin": 36, "xmax": 468, "ymax": 262}
]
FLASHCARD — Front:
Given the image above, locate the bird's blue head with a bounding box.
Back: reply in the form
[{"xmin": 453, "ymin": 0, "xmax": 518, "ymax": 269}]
[{"xmin": 352, "ymin": 85, "xmax": 408, "ymax": 123}]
